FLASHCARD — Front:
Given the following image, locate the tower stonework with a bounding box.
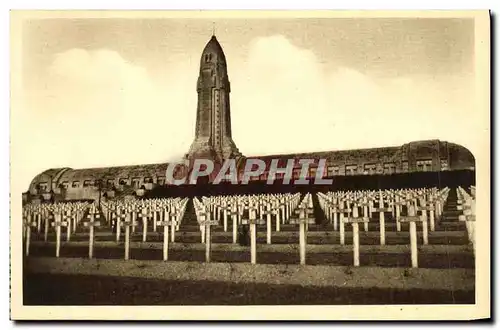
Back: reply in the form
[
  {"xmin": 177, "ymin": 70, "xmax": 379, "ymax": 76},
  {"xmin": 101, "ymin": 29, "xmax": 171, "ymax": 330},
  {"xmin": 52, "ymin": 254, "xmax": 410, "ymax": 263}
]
[{"xmin": 186, "ymin": 35, "xmax": 242, "ymax": 164}]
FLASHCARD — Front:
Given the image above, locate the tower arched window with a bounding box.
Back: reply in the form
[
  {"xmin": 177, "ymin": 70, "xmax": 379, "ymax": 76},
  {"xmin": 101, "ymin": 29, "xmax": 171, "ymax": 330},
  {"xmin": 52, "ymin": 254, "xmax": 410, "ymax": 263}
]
[{"xmin": 204, "ymin": 53, "xmax": 212, "ymax": 63}]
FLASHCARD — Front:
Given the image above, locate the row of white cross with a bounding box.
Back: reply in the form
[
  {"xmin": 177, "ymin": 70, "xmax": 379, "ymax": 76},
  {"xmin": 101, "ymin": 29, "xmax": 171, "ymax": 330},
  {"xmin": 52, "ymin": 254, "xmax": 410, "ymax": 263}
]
[
  {"xmin": 101, "ymin": 198, "xmax": 187, "ymax": 241},
  {"xmin": 22, "ymin": 197, "xmax": 189, "ymax": 260},
  {"xmin": 100, "ymin": 197, "xmax": 189, "ymax": 260},
  {"xmin": 457, "ymin": 186, "xmax": 476, "ymax": 252},
  {"xmin": 192, "ymin": 192, "xmax": 307, "ymax": 263},
  {"xmin": 23, "ymin": 186, "xmax": 470, "ymax": 268},
  {"xmin": 22, "ymin": 201, "xmax": 92, "ymax": 257},
  {"xmin": 24, "ymin": 193, "xmax": 311, "ymax": 265},
  {"xmin": 317, "ymin": 187, "xmax": 450, "ymax": 267}
]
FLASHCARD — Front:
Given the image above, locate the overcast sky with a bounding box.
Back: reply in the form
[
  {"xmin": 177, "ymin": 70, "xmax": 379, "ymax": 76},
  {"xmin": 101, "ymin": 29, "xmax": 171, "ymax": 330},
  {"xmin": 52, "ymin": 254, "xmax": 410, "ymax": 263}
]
[{"xmin": 13, "ymin": 15, "xmax": 481, "ymax": 191}]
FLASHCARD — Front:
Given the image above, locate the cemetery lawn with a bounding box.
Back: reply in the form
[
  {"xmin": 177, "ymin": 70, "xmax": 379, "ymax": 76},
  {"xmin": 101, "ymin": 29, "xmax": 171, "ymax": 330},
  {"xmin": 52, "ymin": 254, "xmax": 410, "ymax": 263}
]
[
  {"xmin": 24, "ymin": 257, "xmax": 475, "ymax": 305},
  {"xmin": 27, "ymin": 242, "xmax": 475, "ymax": 269},
  {"xmin": 23, "ymin": 272, "xmax": 474, "ymax": 305}
]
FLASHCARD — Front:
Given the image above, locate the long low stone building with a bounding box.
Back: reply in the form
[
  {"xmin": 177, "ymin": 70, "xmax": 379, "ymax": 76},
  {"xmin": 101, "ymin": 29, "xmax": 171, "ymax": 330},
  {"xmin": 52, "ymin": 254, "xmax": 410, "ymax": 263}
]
[{"xmin": 24, "ymin": 139, "xmax": 474, "ymax": 204}]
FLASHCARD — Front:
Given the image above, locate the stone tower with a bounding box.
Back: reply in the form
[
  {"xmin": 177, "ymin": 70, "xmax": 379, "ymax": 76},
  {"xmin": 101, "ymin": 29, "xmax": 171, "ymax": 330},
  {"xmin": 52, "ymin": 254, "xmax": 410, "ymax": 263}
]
[{"xmin": 186, "ymin": 35, "xmax": 242, "ymax": 164}]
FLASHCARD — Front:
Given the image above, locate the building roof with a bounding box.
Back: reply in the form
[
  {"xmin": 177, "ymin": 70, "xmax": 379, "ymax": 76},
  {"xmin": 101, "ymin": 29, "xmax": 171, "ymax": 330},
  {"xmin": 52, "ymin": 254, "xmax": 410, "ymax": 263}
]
[
  {"xmin": 57, "ymin": 163, "xmax": 171, "ymax": 182},
  {"xmin": 248, "ymin": 145, "xmax": 403, "ymax": 165}
]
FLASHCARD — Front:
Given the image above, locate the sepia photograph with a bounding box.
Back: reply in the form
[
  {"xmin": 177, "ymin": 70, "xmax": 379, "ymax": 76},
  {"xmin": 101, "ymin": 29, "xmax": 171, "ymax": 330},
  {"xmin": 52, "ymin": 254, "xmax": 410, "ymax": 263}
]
[{"xmin": 10, "ymin": 10, "xmax": 490, "ymax": 320}]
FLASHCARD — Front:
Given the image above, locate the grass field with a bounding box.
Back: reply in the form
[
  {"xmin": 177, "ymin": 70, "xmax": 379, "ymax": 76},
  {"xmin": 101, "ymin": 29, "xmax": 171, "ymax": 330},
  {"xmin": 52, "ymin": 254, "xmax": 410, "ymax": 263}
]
[{"xmin": 23, "ymin": 257, "xmax": 475, "ymax": 305}]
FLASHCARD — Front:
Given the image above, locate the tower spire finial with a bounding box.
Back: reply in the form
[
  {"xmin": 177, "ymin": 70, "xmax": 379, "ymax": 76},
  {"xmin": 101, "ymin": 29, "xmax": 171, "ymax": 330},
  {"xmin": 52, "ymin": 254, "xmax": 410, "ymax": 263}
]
[{"xmin": 212, "ymin": 21, "xmax": 215, "ymax": 36}]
